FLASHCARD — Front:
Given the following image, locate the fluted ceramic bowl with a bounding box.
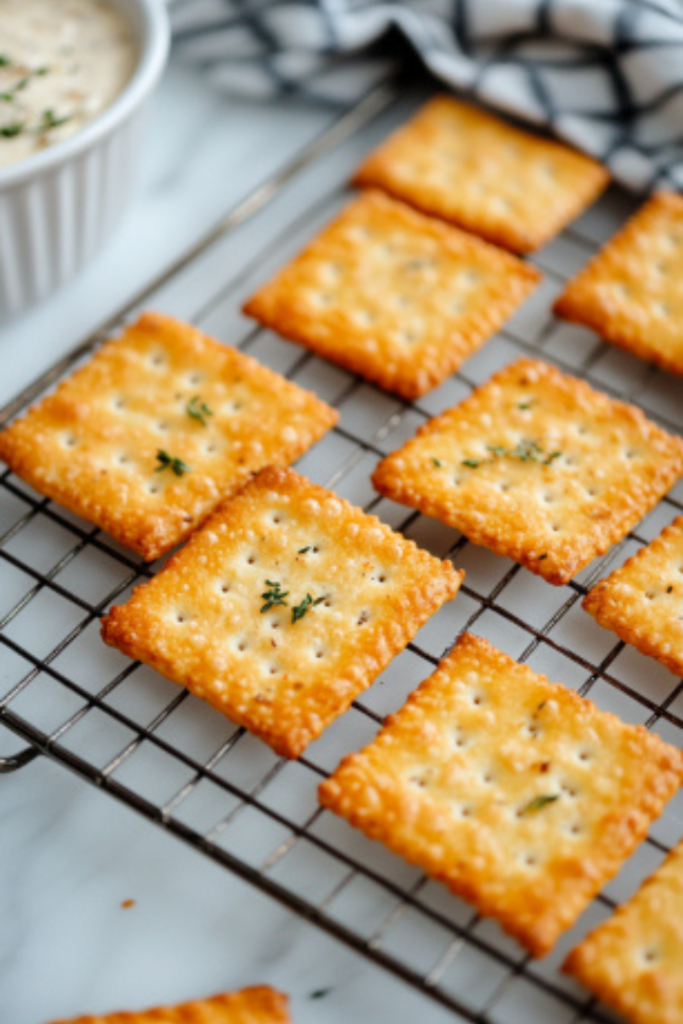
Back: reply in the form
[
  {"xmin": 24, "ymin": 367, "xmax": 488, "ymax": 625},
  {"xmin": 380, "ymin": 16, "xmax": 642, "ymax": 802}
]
[{"xmin": 0, "ymin": 0, "xmax": 169, "ymax": 322}]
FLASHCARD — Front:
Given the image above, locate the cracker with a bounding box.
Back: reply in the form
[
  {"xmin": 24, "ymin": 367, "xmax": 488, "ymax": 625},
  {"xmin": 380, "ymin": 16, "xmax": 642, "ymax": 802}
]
[
  {"xmin": 45, "ymin": 987, "xmax": 291, "ymax": 1024},
  {"xmin": 564, "ymin": 841, "xmax": 683, "ymax": 1024},
  {"xmin": 0, "ymin": 312, "xmax": 337, "ymax": 561},
  {"xmin": 242, "ymin": 190, "xmax": 541, "ymax": 399},
  {"xmin": 101, "ymin": 466, "xmax": 462, "ymax": 759},
  {"xmin": 372, "ymin": 357, "xmax": 683, "ymax": 585},
  {"xmin": 583, "ymin": 515, "xmax": 683, "ymax": 677},
  {"xmin": 319, "ymin": 633, "xmax": 683, "ymax": 957},
  {"xmin": 554, "ymin": 192, "xmax": 683, "ymax": 376},
  {"xmin": 353, "ymin": 96, "xmax": 609, "ymax": 253}
]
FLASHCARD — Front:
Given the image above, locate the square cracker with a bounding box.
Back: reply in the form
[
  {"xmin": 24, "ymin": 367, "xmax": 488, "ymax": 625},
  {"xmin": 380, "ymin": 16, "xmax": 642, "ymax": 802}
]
[
  {"xmin": 564, "ymin": 841, "xmax": 683, "ymax": 1024},
  {"xmin": 554, "ymin": 192, "xmax": 683, "ymax": 376},
  {"xmin": 353, "ymin": 95, "xmax": 609, "ymax": 253},
  {"xmin": 583, "ymin": 515, "xmax": 683, "ymax": 678},
  {"xmin": 0, "ymin": 312, "xmax": 337, "ymax": 561},
  {"xmin": 319, "ymin": 633, "xmax": 683, "ymax": 957},
  {"xmin": 242, "ymin": 190, "xmax": 540, "ymax": 400},
  {"xmin": 101, "ymin": 466, "xmax": 462, "ymax": 759},
  {"xmin": 371, "ymin": 357, "xmax": 683, "ymax": 585},
  {"xmin": 46, "ymin": 986, "xmax": 291, "ymax": 1023}
]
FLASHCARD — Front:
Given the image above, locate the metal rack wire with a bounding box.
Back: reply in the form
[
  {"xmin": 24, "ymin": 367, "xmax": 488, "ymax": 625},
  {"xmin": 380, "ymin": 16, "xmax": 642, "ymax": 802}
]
[{"xmin": 1, "ymin": 83, "xmax": 682, "ymax": 1024}]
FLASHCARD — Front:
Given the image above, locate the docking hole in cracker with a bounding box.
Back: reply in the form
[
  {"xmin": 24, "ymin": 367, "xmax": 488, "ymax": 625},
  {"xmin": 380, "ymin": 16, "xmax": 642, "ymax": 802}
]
[
  {"xmin": 554, "ymin": 192, "xmax": 683, "ymax": 376},
  {"xmin": 584, "ymin": 515, "xmax": 683, "ymax": 678},
  {"xmin": 101, "ymin": 466, "xmax": 463, "ymax": 759},
  {"xmin": 353, "ymin": 96, "xmax": 609, "ymax": 253},
  {"xmin": 44, "ymin": 986, "xmax": 292, "ymax": 1024},
  {"xmin": 564, "ymin": 840, "xmax": 683, "ymax": 1024},
  {"xmin": 0, "ymin": 312, "xmax": 337, "ymax": 560},
  {"xmin": 371, "ymin": 357, "xmax": 683, "ymax": 585},
  {"xmin": 319, "ymin": 633, "xmax": 683, "ymax": 957},
  {"xmin": 243, "ymin": 190, "xmax": 541, "ymax": 400}
]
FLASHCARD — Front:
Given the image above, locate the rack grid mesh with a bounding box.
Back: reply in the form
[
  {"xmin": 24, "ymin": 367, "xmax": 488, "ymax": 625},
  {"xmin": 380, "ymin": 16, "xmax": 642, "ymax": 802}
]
[{"xmin": 1, "ymin": 85, "xmax": 682, "ymax": 1024}]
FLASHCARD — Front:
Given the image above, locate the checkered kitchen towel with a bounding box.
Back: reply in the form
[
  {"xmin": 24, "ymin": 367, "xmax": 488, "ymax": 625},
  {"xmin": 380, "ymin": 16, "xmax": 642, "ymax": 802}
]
[{"xmin": 170, "ymin": 0, "xmax": 683, "ymax": 193}]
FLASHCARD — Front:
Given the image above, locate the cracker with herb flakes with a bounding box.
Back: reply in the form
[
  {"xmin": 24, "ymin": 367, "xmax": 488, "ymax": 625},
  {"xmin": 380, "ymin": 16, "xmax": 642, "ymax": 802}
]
[
  {"xmin": 353, "ymin": 96, "xmax": 609, "ymax": 253},
  {"xmin": 371, "ymin": 358, "xmax": 683, "ymax": 585},
  {"xmin": 319, "ymin": 633, "xmax": 683, "ymax": 958},
  {"xmin": 45, "ymin": 986, "xmax": 291, "ymax": 1024},
  {"xmin": 101, "ymin": 466, "xmax": 462, "ymax": 759},
  {"xmin": 564, "ymin": 841, "xmax": 683, "ymax": 1024},
  {"xmin": 0, "ymin": 312, "xmax": 337, "ymax": 560},
  {"xmin": 583, "ymin": 515, "xmax": 683, "ymax": 678},
  {"xmin": 242, "ymin": 190, "xmax": 540, "ymax": 400},
  {"xmin": 555, "ymin": 192, "xmax": 683, "ymax": 376}
]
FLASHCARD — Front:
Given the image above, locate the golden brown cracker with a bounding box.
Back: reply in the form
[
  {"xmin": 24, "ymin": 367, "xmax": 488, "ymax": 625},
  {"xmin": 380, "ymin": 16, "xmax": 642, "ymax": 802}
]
[
  {"xmin": 45, "ymin": 987, "xmax": 291, "ymax": 1024},
  {"xmin": 0, "ymin": 312, "xmax": 337, "ymax": 560},
  {"xmin": 353, "ymin": 96, "xmax": 609, "ymax": 253},
  {"xmin": 319, "ymin": 633, "xmax": 683, "ymax": 957},
  {"xmin": 583, "ymin": 515, "xmax": 683, "ymax": 677},
  {"xmin": 554, "ymin": 192, "xmax": 683, "ymax": 375},
  {"xmin": 371, "ymin": 358, "xmax": 683, "ymax": 585},
  {"xmin": 564, "ymin": 842, "xmax": 683, "ymax": 1024},
  {"xmin": 101, "ymin": 466, "xmax": 462, "ymax": 759},
  {"xmin": 242, "ymin": 190, "xmax": 540, "ymax": 400}
]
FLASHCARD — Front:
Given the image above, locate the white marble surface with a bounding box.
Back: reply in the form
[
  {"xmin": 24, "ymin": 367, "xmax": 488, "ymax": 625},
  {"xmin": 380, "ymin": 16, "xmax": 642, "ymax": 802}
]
[{"xmin": 0, "ymin": 58, "xmax": 459, "ymax": 1024}]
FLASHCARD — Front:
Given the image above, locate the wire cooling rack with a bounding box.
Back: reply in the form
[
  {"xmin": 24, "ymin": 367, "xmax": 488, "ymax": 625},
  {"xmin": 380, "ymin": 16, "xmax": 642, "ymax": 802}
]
[{"xmin": 1, "ymin": 84, "xmax": 683, "ymax": 1024}]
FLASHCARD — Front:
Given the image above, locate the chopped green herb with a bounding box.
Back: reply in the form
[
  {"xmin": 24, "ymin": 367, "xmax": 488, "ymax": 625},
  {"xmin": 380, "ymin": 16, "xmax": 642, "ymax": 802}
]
[
  {"xmin": 291, "ymin": 593, "xmax": 326, "ymax": 624},
  {"xmin": 155, "ymin": 449, "xmax": 191, "ymax": 476},
  {"xmin": 186, "ymin": 394, "xmax": 213, "ymax": 426},
  {"xmin": 36, "ymin": 66, "xmax": 49, "ymax": 76},
  {"xmin": 260, "ymin": 580, "xmax": 289, "ymax": 613},
  {"xmin": 0, "ymin": 122, "xmax": 23, "ymax": 137},
  {"xmin": 309, "ymin": 988, "xmax": 332, "ymax": 1000},
  {"xmin": 298, "ymin": 546, "xmax": 311, "ymax": 554},
  {"xmin": 486, "ymin": 440, "xmax": 562, "ymax": 465},
  {"xmin": 518, "ymin": 402, "xmax": 532, "ymax": 410},
  {"xmin": 0, "ymin": 56, "xmax": 11, "ymax": 67},
  {"xmin": 432, "ymin": 458, "xmax": 443, "ymax": 468},
  {"xmin": 465, "ymin": 440, "xmax": 562, "ymax": 468},
  {"xmin": 39, "ymin": 108, "xmax": 72, "ymax": 132},
  {"xmin": 519, "ymin": 794, "xmax": 559, "ymax": 816}
]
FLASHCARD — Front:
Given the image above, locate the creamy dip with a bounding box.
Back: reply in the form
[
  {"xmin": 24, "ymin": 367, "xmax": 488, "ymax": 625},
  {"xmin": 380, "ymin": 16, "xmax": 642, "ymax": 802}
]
[{"xmin": 0, "ymin": 0, "xmax": 136, "ymax": 169}]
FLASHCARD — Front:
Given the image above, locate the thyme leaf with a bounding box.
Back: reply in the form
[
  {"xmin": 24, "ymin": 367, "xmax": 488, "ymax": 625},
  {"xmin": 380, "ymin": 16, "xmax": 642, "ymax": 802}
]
[
  {"xmin": 462, "ymin": 440, "xmax": 562, "ymax": 469},
  {"xmin": 519, "ymin": 794, "xmax": 559, "ymax": 816},
  {"xmin": 0, "ymin": 122, "xmax": 23, "ymax": 137},
  {"xmin": 186, "ymin": 394, "xmax": 213, "ymax": 426},
  {"xmin": 39, "ymin": 108, "xmax": 72, "ymax": 132},
  {"xmin": 155, "ymin": 449, "xmax": 191, "ymax": 476},
  {"xmin": 431, "ymin": 458, "xmax": 443, "ymax": 468},
  {"xmin": 291, "ymin": 593, "xmax": 326, "ymax": 624},
  {"xmin": 298, "ymin": 546, "xmax": 311, "ymax": 554},
  {"xmin": 260, "ymin": 579, "xmax": 289, "ymax": 613}
]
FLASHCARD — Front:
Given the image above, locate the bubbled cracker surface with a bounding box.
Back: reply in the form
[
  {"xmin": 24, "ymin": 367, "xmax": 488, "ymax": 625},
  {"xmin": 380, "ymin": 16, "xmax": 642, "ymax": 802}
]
[
  {"xmin": 584, "ymin": 515, "xmax": 683, "ymax": 677},
  {"xmin": 371, "ymin": 358, "xmax": 683, "ymax": 584},
  {"xmin": 243, "ymin": 190, "xmax": 540, "ymax": 399},
  {"xmin": 0, "ymin": 312, "xmax": 337, "ymax": 560},
  {"xmin": 101, "ymin": 467, "xmax": 462, "ymax": 759},
  {"xmin": 319, "ymin": 634, "xmax": 683, "ymax": 958},
  {"xmin": 554, "ymin": 192, "xmax": 683, "ymax": 375},
  {"xmin": 45, "ymin": 987, "xmax": 291, "ymax": 1024},
  {"xmin": 564, "ymin": 842, "xmax": 683, "ymax": 1024},
  {"xmin": 353, "ymin": 96, "xmax": 609, "ymax": 253}
]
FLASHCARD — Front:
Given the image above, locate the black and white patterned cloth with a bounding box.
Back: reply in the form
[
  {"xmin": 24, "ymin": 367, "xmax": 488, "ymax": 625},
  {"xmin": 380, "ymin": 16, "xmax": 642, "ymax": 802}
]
[{"xmin": 170, "ymin": 0, "xmax": 683, "ymax": 194}]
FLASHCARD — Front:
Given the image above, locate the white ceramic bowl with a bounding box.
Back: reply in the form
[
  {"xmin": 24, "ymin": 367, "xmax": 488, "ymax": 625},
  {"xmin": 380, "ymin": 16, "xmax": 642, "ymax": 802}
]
[{"xmin": 0, "ymin": 0, "xmax": 169, "ymax": 322}]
